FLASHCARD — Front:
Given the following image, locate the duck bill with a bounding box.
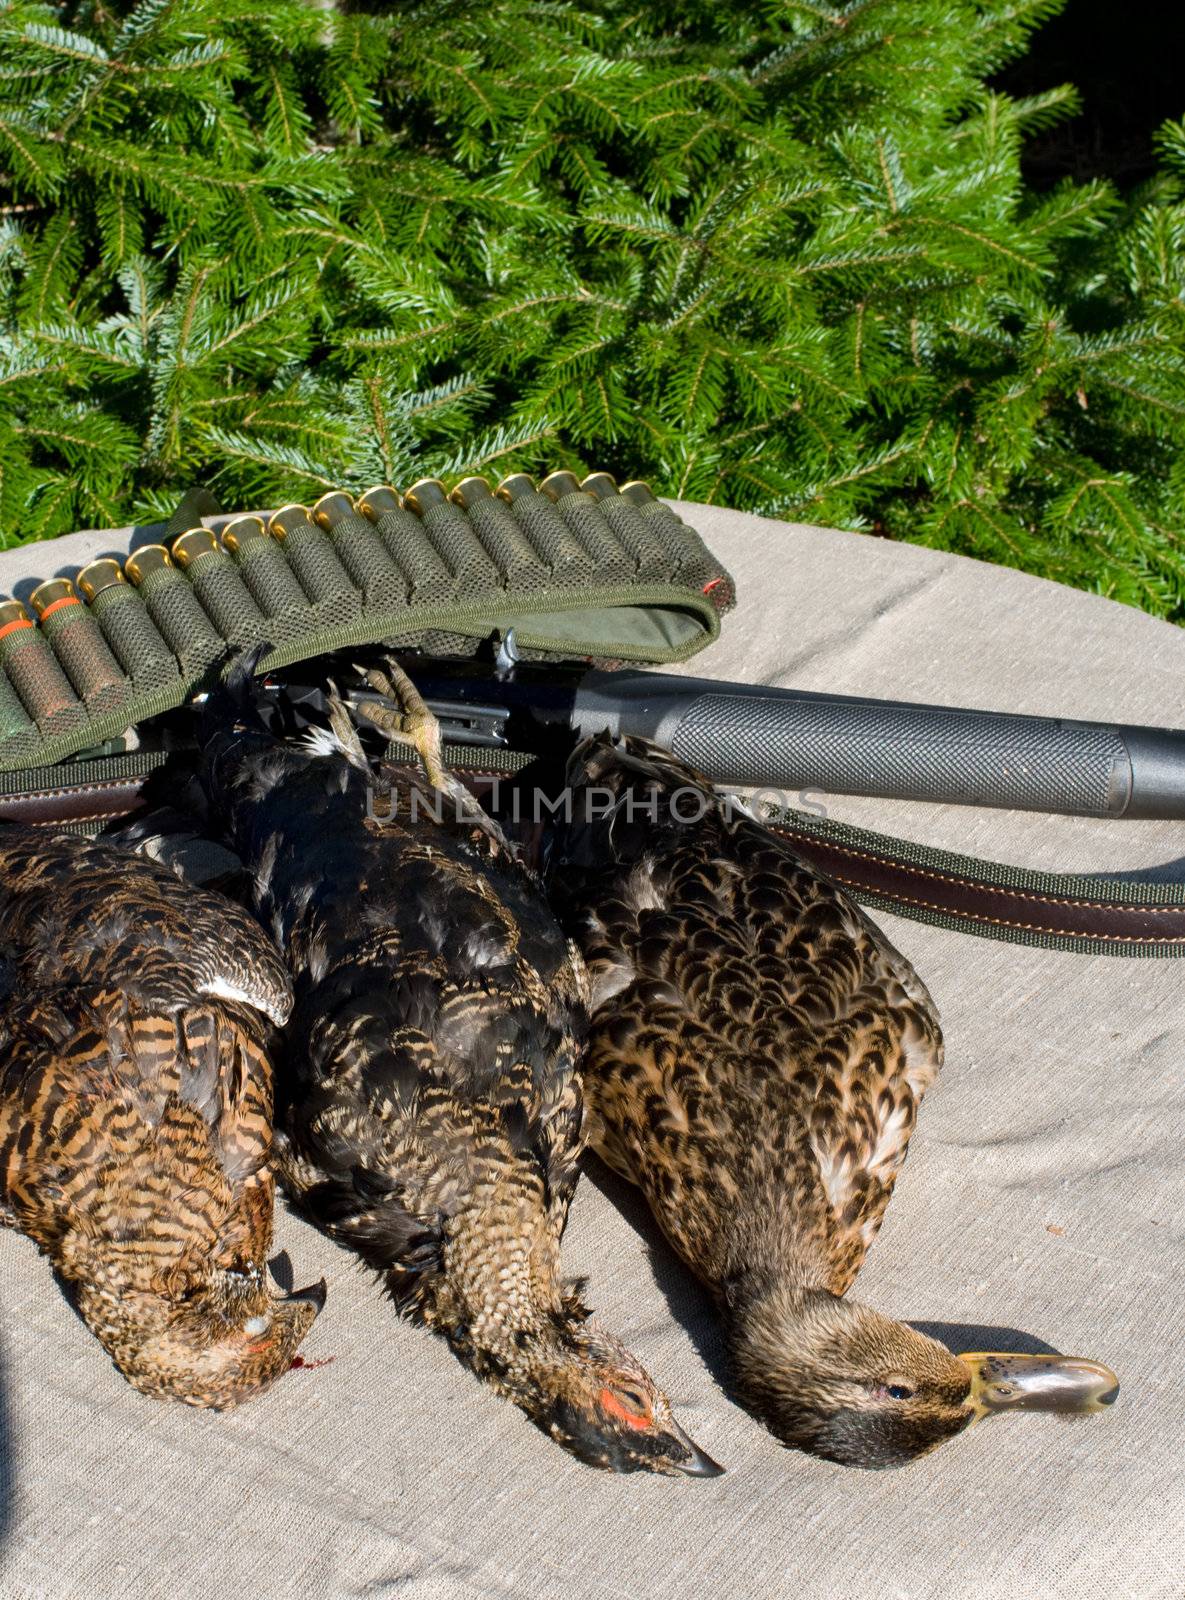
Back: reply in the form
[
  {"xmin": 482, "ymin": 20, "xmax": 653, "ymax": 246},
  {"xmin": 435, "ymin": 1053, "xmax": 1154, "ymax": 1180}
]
[
  {"xmin": 668, "ymin": 1416, "xmax": 726, "ymax": 1478},
  {"xmin": 958, "ymin": 1351, "xmax": 1119, "ymax": 1420}
]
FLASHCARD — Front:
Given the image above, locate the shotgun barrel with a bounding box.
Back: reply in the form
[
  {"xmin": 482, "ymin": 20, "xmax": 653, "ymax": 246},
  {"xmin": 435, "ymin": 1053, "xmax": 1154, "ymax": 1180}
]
[{"xmin": 380, "ymin": 654, "xmax": 1185, "ymax": 820}]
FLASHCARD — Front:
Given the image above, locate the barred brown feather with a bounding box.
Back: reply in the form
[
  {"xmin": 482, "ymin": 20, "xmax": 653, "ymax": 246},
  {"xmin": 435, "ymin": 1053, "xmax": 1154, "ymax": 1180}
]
[{"xmin": 0, "ymin": 828, "xmax": 321, "ymax": 1408}]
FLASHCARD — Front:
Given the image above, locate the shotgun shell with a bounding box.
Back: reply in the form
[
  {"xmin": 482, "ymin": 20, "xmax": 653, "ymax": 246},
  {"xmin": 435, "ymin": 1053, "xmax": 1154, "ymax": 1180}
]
[
  {"xmin": 493, "ymin": 474, "xmax": 592, "ymax": 578},
  {"xmin": 579, "ymin": 470, "xmax": 658, "ymax": 569},
  {"xmin": 29, "ymin": 578, "xmax": 81, "ymax": 622},
  {"xmin": 493, "ymin": 473, "xmax": 537, "ymax": 504},
  {"xmin": 170, "ymin": 528, "xmax": 220, "ymax": 569},
  {"xmin": 579, "ymin": 472, "xmax": 619, "ymax": 500},
  {"xmin": 310, "ymin": 491, "xmax": 356, "ymax": 529},
  {"xmin": 405, "ymin": 478, "xmax": 497, "ymax": 589},
  {"xmin": 540, "ymin": 468, "xmax": 628, "ymax": 571},
  {"xmin": 618, "ymin": 479, "xmax": 695, "ymax": 575},
  {"xmin": 355, "ymin": 485, "xmax": 404, "ymax": 519},
  {"xmin": 448, "ymin": 476, "xmax": 494, "ymax": 508},
  {"xmin": 604, "ymin": 477, "xmax": 685, "ymax": 576},
  {"xmin": 125, "ymin": 544, "xmax": 224, "ymax": 675},
  {"xmin": 77, "ymin": 559, "xmax": 126, "ymax": 602},
  {"xmin": 538, "ymin": 470, "xmax": 587, "ymax": 502},
  {"xmin": 402, "ymin": 479, "xmax": 450, "ymax": 515},
  {"xmin": 618, "ymin": 479, "xmax": 729, "ymax": 599},
  {"xmin": 220, "ymin": 515, "xmax": 268, "ymax": 555},
  {"xmin": 450, "ymin": 476, "xmax": 544, "ymax": 581},
  {"xmin": 0, "ymin": 599, "xmax": 39, "ymax": 739},
  {"xmin": 124, "ymin": 544, "xmax": 174, "ymax": 585},
  {"xmin": 0, "ymin": 599, "xmax": 34, "ymax": 641},
  {"xmin": 172, "ymin": 526, "xmax": 267, "ymax": 646},
  {"xmin": 0, "ymin": 659, "xmax": 34, "ymax": 741},
  {"xmin": 266, "ymin": 504, "xmax": 309, "ymax": 541},
  {"xmin": 78, "ymin": 559, "xmax": 179, "ymax": 692},
  {"xmin": 221, "ymin": 515, "xmax": 310, "ymax": 629},
  {"xmin": 0, "ymin": 598, "xmax": 86, "ymax": 734},
  {"xmin": 268, "ymin": 504, "xmax": 361, "ymax": 616},
  {"xmin": 30, "ymin": 578, "xmax": 127, "ymax": 715},
  {"xmin": 311, "ymin": 490, "xmax": 407, "ymax": 608},
  {"xmin": 354, "ymin": 486, "xmax": 451, "ymax": 601}
]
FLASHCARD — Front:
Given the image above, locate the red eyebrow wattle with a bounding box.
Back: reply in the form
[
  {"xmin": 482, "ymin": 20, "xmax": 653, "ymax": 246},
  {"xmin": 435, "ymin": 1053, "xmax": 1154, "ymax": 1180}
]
[{"xmin": 600, "ymin": 1387, "xmax": 651, "ymax": 1429}]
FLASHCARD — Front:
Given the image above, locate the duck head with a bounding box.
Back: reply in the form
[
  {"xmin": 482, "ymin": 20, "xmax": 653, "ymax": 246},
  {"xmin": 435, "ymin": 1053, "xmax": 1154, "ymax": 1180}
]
[{"xmin": 727, "ymin": 1286, "xmax": 1117, "ymax": 1468}]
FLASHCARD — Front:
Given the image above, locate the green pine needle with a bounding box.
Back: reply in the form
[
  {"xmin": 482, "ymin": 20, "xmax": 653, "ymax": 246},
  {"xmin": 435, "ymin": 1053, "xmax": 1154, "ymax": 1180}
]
[{"xmin": 0, "ymin": 0, "xmax": 1182, "ymax": 618}]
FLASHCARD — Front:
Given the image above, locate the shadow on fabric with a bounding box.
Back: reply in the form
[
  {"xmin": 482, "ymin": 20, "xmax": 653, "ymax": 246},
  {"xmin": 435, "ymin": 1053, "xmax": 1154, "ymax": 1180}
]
[
  {"xmin": 910, "ymin": 1320, "xmax": 1061, "ymax": 1357},
  {"xmin": 1097, "ymin": 854, "xmax": 1185, "ymax": 886},
  {"xmin": 581, "ymin": 1153, "xmax": 730, "ymax": 1390}
]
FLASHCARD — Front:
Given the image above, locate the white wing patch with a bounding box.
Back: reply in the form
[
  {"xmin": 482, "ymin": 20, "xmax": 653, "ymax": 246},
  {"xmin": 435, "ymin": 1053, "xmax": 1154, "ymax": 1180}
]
[
  {"xmin": 300, "ymin": 723, "xmax": 367, "ymax": 770},
  {"xmin": 588, "ymin": 959, "xmax": 635, "ymax": 1013},
  {"xmin": 198, "ymin": 975, "xmax": 290, "ymax": 1026},
  {"xmin": 624, "ymin": 860, "xmax": 665, "ymax": 913},
  {"xmin": 815, "ymin": 1144, "xmax": 858, "ymax": 1215}
]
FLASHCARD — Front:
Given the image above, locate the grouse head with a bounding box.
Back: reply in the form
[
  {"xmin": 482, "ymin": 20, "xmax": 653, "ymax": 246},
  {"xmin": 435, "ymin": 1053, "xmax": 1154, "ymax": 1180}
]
[
  {"xmin": 77, "ymin": 1265, "xmax": 327, "ymax": 1409},
  {"xmin": 481, "ymin": 1284, "xmax": 722, "ymax": 1476}
]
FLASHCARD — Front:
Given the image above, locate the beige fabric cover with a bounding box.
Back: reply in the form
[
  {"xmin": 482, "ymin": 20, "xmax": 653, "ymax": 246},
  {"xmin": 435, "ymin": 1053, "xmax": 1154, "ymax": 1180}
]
[{"xmin": 1, "ymin": 506, "xmax": 1181, "ymax": 1600}]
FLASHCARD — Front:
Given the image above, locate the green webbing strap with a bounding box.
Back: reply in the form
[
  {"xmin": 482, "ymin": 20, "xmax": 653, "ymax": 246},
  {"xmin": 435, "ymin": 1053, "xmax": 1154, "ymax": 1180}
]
[
  {"xmin": 163, "ymin": 485, "xmax": 223, "ymax": 541},
  {"xmin": 765, "ymin": 804, "xmax": 1185, "ymax": 957}
]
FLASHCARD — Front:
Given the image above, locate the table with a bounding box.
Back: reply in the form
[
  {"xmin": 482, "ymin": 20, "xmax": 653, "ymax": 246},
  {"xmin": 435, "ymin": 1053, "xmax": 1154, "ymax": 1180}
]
[{"xmin": 1, "ymin": 505, "xmax": 1181, "ymax": 1600}]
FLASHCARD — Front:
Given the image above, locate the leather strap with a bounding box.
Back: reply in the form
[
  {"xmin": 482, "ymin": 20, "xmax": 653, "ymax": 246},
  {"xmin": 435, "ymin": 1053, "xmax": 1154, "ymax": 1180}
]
[
  {"xmin": 3, "ymin": 757, "xmax": 1182, "ymax": 956},
  {"xmin": 768, "ymin": 815, "xmax": 1185, "ymax": 955}
]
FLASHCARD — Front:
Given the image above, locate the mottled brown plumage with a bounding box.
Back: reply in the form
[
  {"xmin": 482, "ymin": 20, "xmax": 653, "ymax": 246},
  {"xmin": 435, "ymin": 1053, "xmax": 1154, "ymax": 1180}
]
[
  {"xmin": 196, "ymin": 657, "xmax": 719, "ymax": 1474},
  {"xmin": 0, "ymin": 828, "xmax": 324, "ymax": 1407},
  {"xmin": 545, "ymin": 735, "xmax": 1117, "ymax": 1467}
]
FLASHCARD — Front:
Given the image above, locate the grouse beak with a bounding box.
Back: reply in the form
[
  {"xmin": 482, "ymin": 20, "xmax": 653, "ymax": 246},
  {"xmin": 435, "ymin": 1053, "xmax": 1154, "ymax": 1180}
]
[
  {"xmin": 288, "ymin": 1278, "xmax": 328, "ymax": 1317},
  {"xmin": 668, "ymin": 1416, "xmax": 726, "ymax": 1477},
  {"xmin": 958, "ymin": 1351, "xmax": 1119, "ymax": 1420}
]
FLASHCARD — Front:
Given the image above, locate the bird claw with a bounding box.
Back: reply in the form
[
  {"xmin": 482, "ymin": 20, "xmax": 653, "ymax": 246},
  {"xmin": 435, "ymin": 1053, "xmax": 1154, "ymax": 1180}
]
[
  {"xmin": 357, "ymin": 661, "xmax": 449, "ymax": 792},
  {"xmin": 324, "ymin": 678, "xmax": 368, "ymax": 768},
  {"xmin": 349, "ymin": 655, "xmax": 510, "ymax": 847}
]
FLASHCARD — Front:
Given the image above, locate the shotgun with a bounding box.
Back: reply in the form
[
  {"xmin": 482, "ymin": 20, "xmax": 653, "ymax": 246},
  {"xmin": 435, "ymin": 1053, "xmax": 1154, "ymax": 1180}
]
[{"xmin": 348, "ymin": 649, "xmax": 1185, "ymax": 820}]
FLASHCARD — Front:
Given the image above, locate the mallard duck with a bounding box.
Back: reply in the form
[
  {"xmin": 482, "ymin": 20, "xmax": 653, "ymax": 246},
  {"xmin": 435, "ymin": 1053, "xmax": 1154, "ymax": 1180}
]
[
  {"xmin": 0, "ymin": 826, "xmax": 325, "ymax": 1407},
  {"xmin": 195, "ymin": 653, "xmax": 721, "ymax": 1475},
  {"xmin": 543, "ymin": 733, "xmax": 1118, "ymax": 1468}
]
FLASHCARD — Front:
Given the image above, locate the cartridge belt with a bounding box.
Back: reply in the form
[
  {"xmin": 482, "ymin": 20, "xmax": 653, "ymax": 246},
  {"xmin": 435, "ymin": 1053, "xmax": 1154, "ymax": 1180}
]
[{"xmin": 0, "ymin": 472, "xmax": 734, "ymax": 773}]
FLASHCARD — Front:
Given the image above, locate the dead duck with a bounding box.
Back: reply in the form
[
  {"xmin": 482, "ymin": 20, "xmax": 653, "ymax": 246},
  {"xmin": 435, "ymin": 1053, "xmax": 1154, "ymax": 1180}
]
[
  {"xmin": 195, "ymin": 652, "xmax": 721, "ymax": 1475},
  {"xmin": 0, "ymin": 826, "xmax": 324, "ymax": 1406},
  {"xmin": 543, "ymin": 733, "xmax": 1118, "ymax": 1468}
]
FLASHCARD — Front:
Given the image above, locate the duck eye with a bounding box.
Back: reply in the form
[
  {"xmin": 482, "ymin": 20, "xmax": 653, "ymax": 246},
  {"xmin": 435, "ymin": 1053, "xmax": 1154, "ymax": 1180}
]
[{"xmin": 886, "ymin": 1384, "xmax": 913, "ymax": 1401}]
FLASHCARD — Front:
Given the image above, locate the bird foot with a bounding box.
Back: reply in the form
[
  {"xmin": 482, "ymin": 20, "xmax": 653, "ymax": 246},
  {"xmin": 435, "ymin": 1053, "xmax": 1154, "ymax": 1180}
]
[
  {"xmin": 357, "ymin": 660, "xmax": 449, "ymax": 792},
  {"xmin": 354, "ymin": 657, "xmax": 504, "ymax": 842},
  {"xmin": 323, "ymin": 679, "xmax": 369, "ymax": 771}
]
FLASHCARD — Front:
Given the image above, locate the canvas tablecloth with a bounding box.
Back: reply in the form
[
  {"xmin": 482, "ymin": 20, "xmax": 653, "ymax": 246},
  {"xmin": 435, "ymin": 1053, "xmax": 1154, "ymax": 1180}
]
[{"xmin": 1, "ymin": 505, "xmax": 1182, "ymax": 1600}]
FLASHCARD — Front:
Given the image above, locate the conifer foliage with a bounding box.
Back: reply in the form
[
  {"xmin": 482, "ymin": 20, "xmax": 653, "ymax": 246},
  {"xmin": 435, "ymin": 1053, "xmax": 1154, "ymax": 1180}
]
[{"xmin": 1, "ymin": 1, "xmax": 1183, "ymax": 615}]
